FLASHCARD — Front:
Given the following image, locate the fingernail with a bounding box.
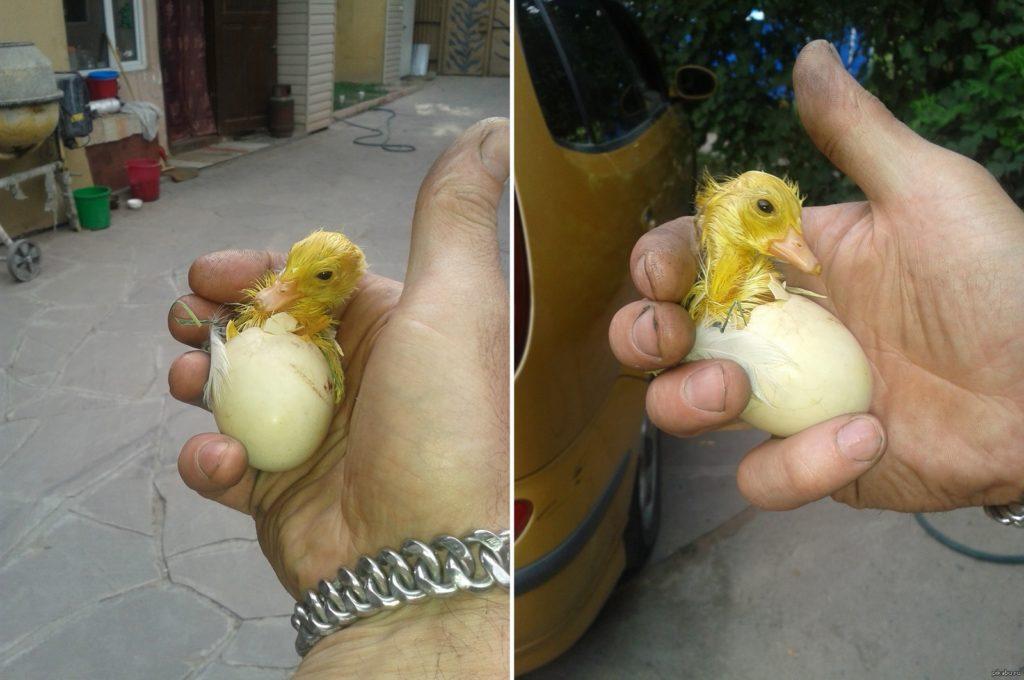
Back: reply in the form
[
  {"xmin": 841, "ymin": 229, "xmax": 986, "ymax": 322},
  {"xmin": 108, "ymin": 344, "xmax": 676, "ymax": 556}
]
[
  {"xmin": 632, "ymin": 253, "xmax": 655, "ymax": 295},
  {"xmin": 836, "ymin": 418, "xmax": 883, "ymax": 462},
  {"xmin": 197, "ymin": 441, "xmax": 227, "ymax": 478},
  {"xmin": 630, "ymin": 305, "xmax": 661, "ymax": 360},
  {"xmin": 683, "ymin": 363, "xmax": 726, "ymax": 412},
  {"xmin": 825, "ymin": 41, "xmax": 841, "ymax": 63},
  {"xmin": 479, "ymin": 124, "xmax": 508, "ymax": 182}
]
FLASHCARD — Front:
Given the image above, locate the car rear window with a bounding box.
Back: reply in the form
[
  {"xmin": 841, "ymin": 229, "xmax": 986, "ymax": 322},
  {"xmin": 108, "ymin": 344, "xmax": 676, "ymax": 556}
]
[{"xmin": 517, "ymin": 0, "xmax": 667, "ymax": 150}]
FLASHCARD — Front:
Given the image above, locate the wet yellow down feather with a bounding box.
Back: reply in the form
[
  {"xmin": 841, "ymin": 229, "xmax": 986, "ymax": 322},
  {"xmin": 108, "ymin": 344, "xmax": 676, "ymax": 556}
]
[
  {"xmin": 686, "ymin": 171, "xmax": 806, "ymax": 327},
  {"xmin": 231, "ymin": 230, "xmax": 366, "ymax": 403}
]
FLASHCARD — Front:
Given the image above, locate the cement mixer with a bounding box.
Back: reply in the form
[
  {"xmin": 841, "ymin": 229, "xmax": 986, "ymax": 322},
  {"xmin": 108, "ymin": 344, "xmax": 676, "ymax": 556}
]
[{"xmin": 0, "ymin": 41, "xmax": 77, "ymax": 281}]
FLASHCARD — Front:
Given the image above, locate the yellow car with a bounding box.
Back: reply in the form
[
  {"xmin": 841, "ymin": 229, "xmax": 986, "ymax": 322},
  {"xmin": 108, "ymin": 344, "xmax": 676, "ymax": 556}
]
[{"xmin": 513, "ymin": 0, "xmax": 714, "ymax": 673}]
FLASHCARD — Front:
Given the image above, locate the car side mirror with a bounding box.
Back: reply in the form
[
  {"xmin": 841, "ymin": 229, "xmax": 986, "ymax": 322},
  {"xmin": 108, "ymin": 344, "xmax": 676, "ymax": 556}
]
[{"xmin": 672, "ymin": 65, "xmax": 717, "ymax": 102}]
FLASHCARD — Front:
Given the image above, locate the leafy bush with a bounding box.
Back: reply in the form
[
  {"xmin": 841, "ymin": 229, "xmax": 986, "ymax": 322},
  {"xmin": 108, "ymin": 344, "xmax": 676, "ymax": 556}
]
[
  {"xmin": 625, "ymin": 0, "xmax": 1024, "ymax": 205},
  {"xmin": 908, "ymin": 44, "xmax": 1024, "ymax": 202}
]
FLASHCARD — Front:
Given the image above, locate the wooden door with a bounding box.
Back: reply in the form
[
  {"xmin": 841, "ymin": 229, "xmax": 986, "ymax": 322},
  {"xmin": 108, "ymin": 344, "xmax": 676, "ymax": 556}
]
[
  {"xmin": 439, "ymin": 0, "xmax": 509, "ymax": 76},
  {"xmin": 208, "ymin": 0, "xmax": 277, "ymax": 135},
  {"xmin": 486, "ymin": 0, "xmax": 509, "ymax": 76},
  {"xmin": 440, "ymin": 0, "xmax": 490, "ymax": 75}
]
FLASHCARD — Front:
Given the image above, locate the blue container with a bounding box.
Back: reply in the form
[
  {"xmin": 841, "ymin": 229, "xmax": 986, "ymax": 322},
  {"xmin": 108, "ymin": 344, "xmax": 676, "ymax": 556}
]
[{"xmin": 88, "ymin": 69, "xmax": 119, "ymax": 80}]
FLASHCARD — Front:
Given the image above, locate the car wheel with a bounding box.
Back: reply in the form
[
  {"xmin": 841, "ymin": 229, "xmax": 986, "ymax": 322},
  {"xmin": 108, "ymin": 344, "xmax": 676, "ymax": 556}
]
[{"xmin": 622, "ymin": 416, "xmax": 661, "ymax": 578}]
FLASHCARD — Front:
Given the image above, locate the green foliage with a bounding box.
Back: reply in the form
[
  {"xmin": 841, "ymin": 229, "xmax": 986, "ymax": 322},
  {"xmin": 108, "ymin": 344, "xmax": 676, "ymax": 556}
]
[
  {"xmin": 908, "ymin": 44, "xmax": 1024, "ymax": 201},
  {"xmin": 626, "ymin": 0, "xmax": 1024, "ymax": 205}
]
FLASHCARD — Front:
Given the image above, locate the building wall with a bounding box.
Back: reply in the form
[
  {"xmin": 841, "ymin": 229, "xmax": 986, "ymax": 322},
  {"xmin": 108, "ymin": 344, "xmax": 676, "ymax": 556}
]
[
  {"xmin": 382, "ymin": 0, "xmax": 403, "ymax": 84},
  {"xmin": 279, "ymin": 0, "xmax": 310, "ymax": 127},
  {"xmin": 121, "ymin": 0, "xmax": 168, "ymax": 149},
  {"xmin": 0, "ymin": 0, "xmax": 94, "ymax": 236},
  {"xmin": 333, "ymin": 0, "xmax": 385, "ymax": 83},
  {"xmin": 306, "ymin": 0, "xmax": 336, "ymax": 129},
  {"xmin": 280, "ymin": 0, "xmax": 337, "ymax": 132},
  {"xmin": 3, "ymin": 0, "xmax": 71, "ymax": 68}
]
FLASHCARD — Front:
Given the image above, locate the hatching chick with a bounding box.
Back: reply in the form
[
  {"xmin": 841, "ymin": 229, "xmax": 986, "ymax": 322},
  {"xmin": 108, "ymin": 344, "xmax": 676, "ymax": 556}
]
[
  {"xmin": 686, "ymin": 170, "xmax": 820, "ymax": 328},
  {"xmin": 228, "ymin": 229, "xmax": 366, "ymax": 403}
]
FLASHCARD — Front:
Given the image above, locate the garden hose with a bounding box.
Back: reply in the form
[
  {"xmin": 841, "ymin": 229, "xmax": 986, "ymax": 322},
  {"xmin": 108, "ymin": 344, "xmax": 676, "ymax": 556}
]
[
  {"xmin": 341, "ymin": 107, "xmax": 416, "ymax": 153},
  {"xmin": 914, "ymin": 513, "xmax": 1024, "ymax": 565}
]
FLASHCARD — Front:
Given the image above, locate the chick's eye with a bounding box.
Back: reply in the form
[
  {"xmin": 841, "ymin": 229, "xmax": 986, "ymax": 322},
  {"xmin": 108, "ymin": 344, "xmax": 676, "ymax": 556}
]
[
  {"xmin": 316, "ymin": 271, "xmax": 333, "ymax": 281},
  {"xmin": 757, "ymin": 199, "xmax": 774, "ymax": 214}
]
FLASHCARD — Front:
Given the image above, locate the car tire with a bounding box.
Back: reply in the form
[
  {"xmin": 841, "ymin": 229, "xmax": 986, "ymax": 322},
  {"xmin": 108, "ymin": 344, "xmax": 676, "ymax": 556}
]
[{"xmin": 622, "ymin": 416, "xmax": 661, "ymax": 579}]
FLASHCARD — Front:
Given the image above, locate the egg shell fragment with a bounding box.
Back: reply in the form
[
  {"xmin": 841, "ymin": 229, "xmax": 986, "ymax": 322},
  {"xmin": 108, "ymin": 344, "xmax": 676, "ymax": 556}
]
[
  {"xmin": 210, "ymin": 324, "xmax": 334, "ymax": 472},
  {"xmin": 689, "ymin": 294, "xmax": 872, "ymax": 437}
]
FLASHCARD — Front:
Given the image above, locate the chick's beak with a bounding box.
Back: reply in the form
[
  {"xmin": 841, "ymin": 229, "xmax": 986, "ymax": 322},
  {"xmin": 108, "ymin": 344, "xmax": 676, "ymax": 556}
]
[
  {"xmin": 769, "ymin": 228, "xmax": 821, "ymax": 275},
  {"xmin": 254, "ymin": 277, "xmax": 300, "ymax": 313}
]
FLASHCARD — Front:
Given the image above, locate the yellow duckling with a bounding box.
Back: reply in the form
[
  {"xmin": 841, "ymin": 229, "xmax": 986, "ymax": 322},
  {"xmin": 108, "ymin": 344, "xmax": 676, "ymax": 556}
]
[
  {"xmin": 206, "ymin": 230, "xmax": 366, "ymax": 471},
  {"xmin": 684, "ymin": 171, "xmax": 871, "ymax": 436},
  {"xmin": 687, "ymin": 171, "xmax": 820, "ymax": 326},
  {"xmin": 229, "ymin": 230, "xmax": 366, "ymax": 403}
]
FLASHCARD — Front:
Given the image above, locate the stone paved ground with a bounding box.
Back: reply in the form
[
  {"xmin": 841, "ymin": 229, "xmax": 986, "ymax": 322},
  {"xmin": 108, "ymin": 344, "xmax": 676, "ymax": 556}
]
[{"xmin": 0, "ymin": 76, "xmax": 508, "ymax": 680}]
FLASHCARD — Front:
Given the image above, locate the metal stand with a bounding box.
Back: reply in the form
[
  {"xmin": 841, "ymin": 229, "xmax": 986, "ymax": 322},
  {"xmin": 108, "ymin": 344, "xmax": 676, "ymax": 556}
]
[{"xmin": 0, "ymin": 133, "xmax": 80, "ymax": 281}]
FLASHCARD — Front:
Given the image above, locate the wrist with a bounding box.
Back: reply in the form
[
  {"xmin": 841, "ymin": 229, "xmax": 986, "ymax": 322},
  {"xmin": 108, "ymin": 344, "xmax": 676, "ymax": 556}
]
[{"xmin": 294, "ymin": 592, "xmax": 509, "ymax": 678}]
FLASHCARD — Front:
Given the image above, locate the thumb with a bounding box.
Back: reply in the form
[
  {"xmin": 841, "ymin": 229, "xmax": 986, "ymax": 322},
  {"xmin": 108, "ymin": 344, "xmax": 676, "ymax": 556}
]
[
  {"xmin": 736, "ymin": 414, "xmax": 886, "ymax": 510},
  {"xmin": 177, "ymin": 433, "xmax": 256, "ymax": 515},
  {"xmin": 404, "ymin": 117, "xmax": 509, "ymax": 292},
  {"xmin": 794, "ymin": 40, "xmax": 931, "ymax": 203}
]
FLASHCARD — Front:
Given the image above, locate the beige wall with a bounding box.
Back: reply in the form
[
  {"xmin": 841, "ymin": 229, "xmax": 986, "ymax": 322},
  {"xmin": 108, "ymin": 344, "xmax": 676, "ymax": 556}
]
[
  {"xmin": 382, "ymin": 0, "xmax": 402, "ymax": 85},
  {"xmin": 3, "ymin": 0, "xmax": 73, "ymax": 69},
  {"xmin": 334, "ymin": 0, "xmax": 386, "ymax": 83},
  {"xmin": 280, "ymin": 0, "xmax": 337, "ymax": 133},
  {"xmin": 122, "ymin": 0, "xmax": 168, "ymax": 148},
  {"xmin": 1, "ymin": 0, "xmax": 93, "ymax": 236}
]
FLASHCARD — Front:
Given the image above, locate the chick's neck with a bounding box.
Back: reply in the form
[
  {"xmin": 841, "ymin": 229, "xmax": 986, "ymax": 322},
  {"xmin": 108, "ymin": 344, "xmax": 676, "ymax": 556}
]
[{"xmin": 692, "ymin": 222, "xmax": 777, "ymax": 326}]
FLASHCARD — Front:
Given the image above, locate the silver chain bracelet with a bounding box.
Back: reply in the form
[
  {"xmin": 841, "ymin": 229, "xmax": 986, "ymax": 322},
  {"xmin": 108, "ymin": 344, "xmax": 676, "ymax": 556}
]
[
  {"xmin": 290, "ymin": 529, "xmax": 510, "ymax": 656},
  {"xmin": 984, "ymin": 500, "xmax": 1024, "ymax": 527}
]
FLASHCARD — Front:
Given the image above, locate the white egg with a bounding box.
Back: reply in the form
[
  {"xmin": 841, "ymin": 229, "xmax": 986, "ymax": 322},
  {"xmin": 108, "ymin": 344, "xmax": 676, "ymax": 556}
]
[
  {"xmin": 686, "ymin": 288, "xmax": 872, "ymax": 437},
  {"xmin": 126, "ymin": 198, "xmax": 143, "ymax": 209},
  {"xmin": 207, "ymin": 314, "xmax": 334, "ymax": 472}
]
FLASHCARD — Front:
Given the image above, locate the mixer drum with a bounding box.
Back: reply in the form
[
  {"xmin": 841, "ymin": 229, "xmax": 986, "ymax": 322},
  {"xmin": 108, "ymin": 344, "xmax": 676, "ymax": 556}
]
[{"xmin": 0, "ymin": 42, "xmax": 63, "ymax": 156}]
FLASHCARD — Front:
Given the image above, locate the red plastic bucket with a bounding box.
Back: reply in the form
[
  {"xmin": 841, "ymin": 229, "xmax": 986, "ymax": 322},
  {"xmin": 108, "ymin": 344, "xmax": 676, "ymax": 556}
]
[
  {"xmin": 125, "ymin": 158, "xmax": 161, "ymax": 202},
  {"xmin": 86, "ymin": 71, "xmax": 119, "ymax": 100}
]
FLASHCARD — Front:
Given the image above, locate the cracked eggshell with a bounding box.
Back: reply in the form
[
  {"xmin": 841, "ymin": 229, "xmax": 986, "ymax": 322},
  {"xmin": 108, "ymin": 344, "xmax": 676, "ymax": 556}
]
[
  {"xmin": 690, "ymin": 294, "xmax": 872, "ymax": 437},
  {"xmin": 210, "ymin": 323, "xmax": 333, "ymax": 472},
  {"xmin": 740, "ymin": 295, "xmax": 872, "ymax": 436}
]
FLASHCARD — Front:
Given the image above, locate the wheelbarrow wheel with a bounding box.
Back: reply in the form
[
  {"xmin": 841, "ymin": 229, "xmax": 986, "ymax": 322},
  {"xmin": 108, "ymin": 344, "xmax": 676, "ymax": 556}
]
[{"xmin": 7, "ymin": 239, "xmax": 41, "ymax": 282}]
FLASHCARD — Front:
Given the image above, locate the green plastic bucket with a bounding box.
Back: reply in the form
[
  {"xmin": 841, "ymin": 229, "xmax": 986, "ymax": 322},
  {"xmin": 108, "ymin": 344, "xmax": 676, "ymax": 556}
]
[{"xmin": 73, "ymin": 186, "xmax": 112, "ymax": 230}]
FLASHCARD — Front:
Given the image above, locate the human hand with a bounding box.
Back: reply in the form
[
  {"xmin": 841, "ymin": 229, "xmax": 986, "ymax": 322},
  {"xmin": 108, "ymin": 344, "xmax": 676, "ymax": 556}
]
[
  {"xmin": 608, "ymin": 40, "xmax": 1024, "ymax": 513},
  {"xmin": 167, "ymin": 119, "xmax": 509, "ymax": 675}
]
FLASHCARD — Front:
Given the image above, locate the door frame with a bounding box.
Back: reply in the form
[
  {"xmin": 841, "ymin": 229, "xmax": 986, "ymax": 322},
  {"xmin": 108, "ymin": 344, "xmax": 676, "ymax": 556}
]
[{"xmin": 400, "ymin": 0, "xmax": 417, "ymax": 77}]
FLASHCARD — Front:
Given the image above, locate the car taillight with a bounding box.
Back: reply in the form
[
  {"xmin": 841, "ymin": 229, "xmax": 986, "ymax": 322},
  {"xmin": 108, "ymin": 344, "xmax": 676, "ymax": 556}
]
[{"xmin": 514, "ymin": 499, "xmax": 533, "ymax": 539}]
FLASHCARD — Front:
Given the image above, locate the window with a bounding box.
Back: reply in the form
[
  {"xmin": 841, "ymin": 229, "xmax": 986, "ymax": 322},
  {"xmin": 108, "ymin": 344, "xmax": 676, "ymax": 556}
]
[
  {"xmin": 63, "ymin": 0, "xmax": 145, "ymax": 72},
  {"xmin": 600, "ymin": 0, "xmax": 668, "ymax": 97},
  {"xmin": 516, "ymin": 1, "xmax": 588, "ymax": 144},
  {"xmin": 517, "ymin": 0, "xmax": 667, "ymax": 150}
]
